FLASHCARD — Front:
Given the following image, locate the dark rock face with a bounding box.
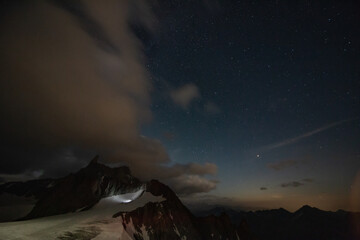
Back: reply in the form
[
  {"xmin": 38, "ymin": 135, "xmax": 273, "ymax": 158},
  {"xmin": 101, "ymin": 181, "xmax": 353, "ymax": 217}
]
[
  {"xmin": 196, "ymin": 213, "xmax": 241, "ymax": 239},
  {"xmin": 23, "ymin": 156, "xmax": 143, "ymax": 219},
  {"xmin": 115, "ymin": 180, "xmax": 202, "ymax": 239},
  {"xmin": 114, "ymin": 180, "xmax": 248, "ymax": 240},
  {"xmin": 237, "ymin": 220, "xmax": 257, "ymax": 240},
  {"xmin": 0, "ymin": 178, "xmax": 54, "ymax": 200}
]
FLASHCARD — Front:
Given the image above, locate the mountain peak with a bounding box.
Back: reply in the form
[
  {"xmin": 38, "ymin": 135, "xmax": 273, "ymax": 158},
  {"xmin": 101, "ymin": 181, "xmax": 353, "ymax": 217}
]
[
  {"xmin": 91, "ymin": 155, "xmax": 99, "ymax": 163},
  {"xmin": 82, "ymin": 156, "xmax": 132, "ymax": 177},
  {"xmin": 22, "ymin": 156, "xmax": 143, "ymax": 219},
  {"xmin": 297, "ymin": 205, "xmax": 316, "ymax": 212},
  {"xmin": 277, "ymin": 207, "xmax": 290, "ymax": 214},
  {"xmin": 293, "ymin": 205, "xmax": 322, "ymax": 218},
  {"xmin": 87, "ymin": 155, "xmax": 100, "ymax": 166}
]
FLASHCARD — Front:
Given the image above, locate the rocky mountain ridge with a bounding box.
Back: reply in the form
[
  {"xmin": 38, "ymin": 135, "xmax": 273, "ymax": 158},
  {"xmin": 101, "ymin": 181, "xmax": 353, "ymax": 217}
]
[
  {"xmin": 0, "ymin": 157, "xmax": 254, "ymax": 240},
  {"xmin": 196, "ymin": 205, "xmax": 360, "ymax": 240}
]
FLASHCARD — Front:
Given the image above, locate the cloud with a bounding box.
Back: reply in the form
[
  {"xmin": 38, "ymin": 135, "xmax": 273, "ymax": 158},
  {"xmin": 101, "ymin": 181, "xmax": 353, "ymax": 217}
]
[
  {"xmin": 281, "ymin": 181, "xmax": 304, "ymax": 188},
  {"xmin": 170, "ymin": 83, "xmax": 200, "ymax": 109},
  {"xmin": 267, "ymin": 160, "xmax": 298, "ymax": 171},
  {"xmin": 262, "ymin": 118, "xmax": 358, "ymax": 151},
  {"xmin": 0, "ymin": 1, "xmax": 218, "ymax": 195},
  {"xmin": 0, "ymin": 0, "xmax": 153, "ymax": 149},
  {"xmin": 0, "ymin": 170, "xmax": 44, "ymax": 183},
  {"xmin": 106, "ymin": 145, "xmax": 218, "ymax": 195},
  {"xmin": 177, "ymin": 162, "xmax": 218, "ymax": 176},
  {"xmin": 279, "ymin": 179, "xmax": 313, "ymax": 188},
  {"xmin": 106, "ymin": 139, "xmax": 188, "ymax": 175},
  {"xmin": 260, "ymin": 187, "xmax": 268, "ymax": 190},
  {"xmin": 169, "ymin": 175, "xmax": 218, "ymax": 196},
  {"xmin": 107, "ymin": 147, "xmax": 218, "ymax": 195},
  {"xmin": 0, "ymin": 146, "xmax": 94, "ymax": 178},
  {"xmin": 302, "ymin": 178, "xmax": 314, "ymax": 183},
  {"xmin": 205, "ymin": 101, "xmax": 221, "ymax": 114}
]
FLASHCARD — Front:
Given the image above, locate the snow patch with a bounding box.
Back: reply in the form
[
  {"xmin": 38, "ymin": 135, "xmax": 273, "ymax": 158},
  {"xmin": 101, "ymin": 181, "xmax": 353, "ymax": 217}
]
[
  {"xmin": 94, "ymin": 191, "xmax": 165, "ymax": 213},
  {"xmin": 0, "ymin": 190, "xmax": 165, "ymax": 239},
  {"xmin": 107, "ymin": 187, "xmax": 144, "ymax": 203},
  {"xmin": 174, "ymin": 224, "xmax": 180, "ymax": 236},
  {"xmin": 140, "ymin": 224, "xmax": 150, "ymax": 240},
  {"xmin": 173, "ymin": 225, "xmax": 187, "ymax": 240}
]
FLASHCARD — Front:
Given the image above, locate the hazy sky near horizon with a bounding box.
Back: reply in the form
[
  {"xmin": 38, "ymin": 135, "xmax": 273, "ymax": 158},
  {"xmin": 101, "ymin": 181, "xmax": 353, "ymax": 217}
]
[{"xmin": 0, "ymin": 0, "xmax": 359, "ymax": 212}]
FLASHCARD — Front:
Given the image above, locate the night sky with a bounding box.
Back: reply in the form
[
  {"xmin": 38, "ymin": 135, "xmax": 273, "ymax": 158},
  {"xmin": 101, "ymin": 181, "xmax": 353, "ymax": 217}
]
[
  {"xmin": 0, "ymin": 0, "xmax": 359, "ymax": 212},
  {"xmin": 142, "ymin": 0, "xmax": 360, "ymax": 211}
]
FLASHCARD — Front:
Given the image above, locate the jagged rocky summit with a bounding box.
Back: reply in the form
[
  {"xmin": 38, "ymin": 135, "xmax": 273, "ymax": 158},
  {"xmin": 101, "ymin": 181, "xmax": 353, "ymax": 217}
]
[{"xmin": 0, "ymin": 156, "xmax": 254, "ymax": 240}]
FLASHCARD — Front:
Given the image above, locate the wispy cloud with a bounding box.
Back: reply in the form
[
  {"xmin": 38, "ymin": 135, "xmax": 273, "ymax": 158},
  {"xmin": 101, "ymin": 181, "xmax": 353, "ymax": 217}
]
[
  {"xmin": 302, "ymin": 178, "xmax": 314, "ymax": 183},
  {"xmin": 280, "ymin": 178, "xmax": 314, "ymax": 188},
  {"xmin": 263, "ymin": 118, "xmax": 358, "ymax": 151},
  {"xmin": 281, "ymin": 181, "xmax": 304, "ymax": 188},
  {"xmin": 170, "ymin": 83, "xmax": 200, "ymax": 109}
]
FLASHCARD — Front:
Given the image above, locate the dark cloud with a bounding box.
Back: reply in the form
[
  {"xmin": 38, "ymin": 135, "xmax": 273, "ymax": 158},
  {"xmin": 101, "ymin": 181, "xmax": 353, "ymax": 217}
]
[
  {"xmin": 0, "ymin": 145, "xmax": 94, "ymax": 179},
  {"xmin": 0, "ymin": 0, "xmax": 153, "ymax": 149},
  {"xmin": 280, "ymin": 179, "xmax": 313, "ymax": 188},
  {"xmin": 302, "ymin": 178, "xmax": 314, "ymax": 183},
  {"xmin": 260, "ymin": 187, "xmax": 267, "ymax": 190},
  {"xmin": 53, "ymin": 0, "xmax": 120, "ymax": 53},
  {"xmin": 267, "ymin": 160, "xmax": 298, "ymax": 171},
  {"xmin": 0, "ymin": 0, "xmax": 218, "ymax": 195},
  {"xmin": 281, "ymin": 181, "xmax": 304, "ymax": 188},
  {"xmin": 0, "ymin": 171, "xmax": 43, "ymax": 183}
]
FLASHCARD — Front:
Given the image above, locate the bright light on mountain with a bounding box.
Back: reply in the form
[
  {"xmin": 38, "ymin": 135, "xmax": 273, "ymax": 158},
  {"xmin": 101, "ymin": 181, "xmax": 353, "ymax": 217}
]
[{"xmin": 110, "ymin": 188, "xmax": 145, "ymax": 204}]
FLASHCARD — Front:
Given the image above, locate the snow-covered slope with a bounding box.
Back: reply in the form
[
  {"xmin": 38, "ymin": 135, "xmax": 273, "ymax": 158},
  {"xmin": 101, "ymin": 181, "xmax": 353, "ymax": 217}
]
[{"xmin": 0, "ymin": 188, "xmax": 165, "ymax": 240}]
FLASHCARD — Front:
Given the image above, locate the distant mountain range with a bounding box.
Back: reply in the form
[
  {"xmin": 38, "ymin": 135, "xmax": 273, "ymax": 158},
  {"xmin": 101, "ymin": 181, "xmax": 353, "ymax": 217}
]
[
  {"xmin": 0, "ymin": 156, "xmax": 254, "ymax": 240},
  {"xmin": 195, "ymin": 205, "xmax": 360, "ymax": 240}
]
